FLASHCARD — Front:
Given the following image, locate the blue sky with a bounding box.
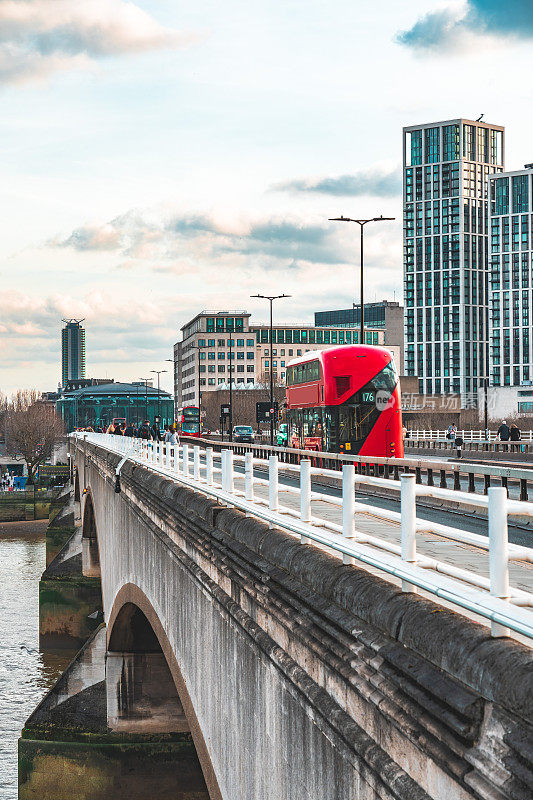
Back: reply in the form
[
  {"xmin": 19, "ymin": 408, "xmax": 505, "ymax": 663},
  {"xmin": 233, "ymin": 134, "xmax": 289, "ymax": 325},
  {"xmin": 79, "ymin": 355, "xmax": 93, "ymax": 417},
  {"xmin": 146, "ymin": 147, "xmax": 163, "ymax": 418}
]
[{"xmin": 2, "ymin": 0, "xmax": 533, "ymax": 395}]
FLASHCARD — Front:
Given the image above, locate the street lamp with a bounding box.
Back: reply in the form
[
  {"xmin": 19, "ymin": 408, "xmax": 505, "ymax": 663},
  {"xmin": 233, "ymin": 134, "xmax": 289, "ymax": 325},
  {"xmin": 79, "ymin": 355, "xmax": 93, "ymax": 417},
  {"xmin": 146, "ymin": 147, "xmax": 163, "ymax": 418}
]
[
  {"xmin": 165, "ymin": 356, "xmax": 178, "ymax": 420},
  {"xmin": 139, "ymin": 377, "xmax": 151, "ymax": 421},
  {"xmin": 250, "ymin": 294, "xmax": 291, "ymax": 446},
  {"xmin": 328, "ymin": 215, "xmax": 395, "ymax": 345},
  {"xmin": 150, "ymin": 370, "xmax": 167, "ymax": 428}
]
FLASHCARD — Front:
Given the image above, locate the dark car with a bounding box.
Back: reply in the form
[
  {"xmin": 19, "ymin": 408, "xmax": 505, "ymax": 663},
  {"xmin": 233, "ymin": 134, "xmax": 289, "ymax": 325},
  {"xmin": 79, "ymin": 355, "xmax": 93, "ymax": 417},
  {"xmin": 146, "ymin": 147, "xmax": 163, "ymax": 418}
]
[{"xmin": 233, "ymin": 425, "xmax": 254, "ymax": 443}]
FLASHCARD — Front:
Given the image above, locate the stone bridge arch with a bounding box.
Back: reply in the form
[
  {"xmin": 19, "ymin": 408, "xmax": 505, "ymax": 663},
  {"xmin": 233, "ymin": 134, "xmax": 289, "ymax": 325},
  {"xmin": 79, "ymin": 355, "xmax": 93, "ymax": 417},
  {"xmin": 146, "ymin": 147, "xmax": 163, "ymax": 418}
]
[
  {"xmin": 107, "ymin": 584, "xmax": 220, "ymax": 800},
  {"xmin": 81, "ymin": 489, "xmax": 101, "ymax": 578}
]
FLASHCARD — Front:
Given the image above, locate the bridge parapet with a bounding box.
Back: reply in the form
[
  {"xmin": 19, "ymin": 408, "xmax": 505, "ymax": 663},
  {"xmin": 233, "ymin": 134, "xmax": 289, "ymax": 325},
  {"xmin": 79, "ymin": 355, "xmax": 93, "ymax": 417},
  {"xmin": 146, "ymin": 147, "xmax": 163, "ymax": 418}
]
[{"xmin": 66, "ymin": 434, "xmax": 533, "ymax": 800}]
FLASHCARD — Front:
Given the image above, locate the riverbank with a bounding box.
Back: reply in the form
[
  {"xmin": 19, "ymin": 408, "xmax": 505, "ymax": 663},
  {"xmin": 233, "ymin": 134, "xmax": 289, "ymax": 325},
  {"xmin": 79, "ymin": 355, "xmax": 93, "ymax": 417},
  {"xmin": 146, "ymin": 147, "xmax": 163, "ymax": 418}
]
[{"xmin": 0, "ymin": 519, "xmax": 48, "ymax": 537}]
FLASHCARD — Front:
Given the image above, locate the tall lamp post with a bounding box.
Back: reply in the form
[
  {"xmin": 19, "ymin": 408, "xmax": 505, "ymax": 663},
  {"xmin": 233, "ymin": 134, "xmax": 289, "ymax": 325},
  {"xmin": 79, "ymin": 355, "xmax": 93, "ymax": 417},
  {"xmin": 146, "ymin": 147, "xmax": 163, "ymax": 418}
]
[
  {"xmin": 139, "ymin": 377, "xmax": 151, "ymax": 421},
  {"xmin": 150, "ymin": 370, "xmax": 167, "ymax": 428},
  {"xmin": 228, "ymin": 334, "xmax": 233, "ymax": 441},
  {"xmin": 328, "ymin": 215, "xmax": 395, "ymax": 345},
  {"xmin": 251, "ymin": 294, "xmax": 291, "ymax": 445}
]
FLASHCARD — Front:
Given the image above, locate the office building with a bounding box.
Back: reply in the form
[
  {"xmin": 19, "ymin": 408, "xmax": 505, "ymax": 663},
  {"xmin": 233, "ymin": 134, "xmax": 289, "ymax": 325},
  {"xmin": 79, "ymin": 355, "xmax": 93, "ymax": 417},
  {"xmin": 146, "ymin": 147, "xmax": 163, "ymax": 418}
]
[
  {"xmin": 251, "ymin": 323, "xmax": 388, "ymax": 384},
  {"xmin": 175, "ymin": 311, "xmax": 255, "ymax": 407},
  {"xmin": 403, "ymin": 118, "xmax": 505, "ymax": 401},
  {"xmin": 61, "ymin": 319, "xmax": 86, "ymax": 388},
  {"xmin": 314, "ymin": 301, "xmax": 404, "ymax": 372}
]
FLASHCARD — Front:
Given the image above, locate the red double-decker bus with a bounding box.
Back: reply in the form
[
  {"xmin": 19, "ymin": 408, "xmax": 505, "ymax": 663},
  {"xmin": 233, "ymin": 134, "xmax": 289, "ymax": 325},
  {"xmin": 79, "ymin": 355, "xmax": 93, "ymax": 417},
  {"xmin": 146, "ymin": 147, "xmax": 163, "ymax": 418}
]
[
  {"xmin": 285, "ymin": 345, "xmax": 403, "ymax": 458},
  {"xmin": 176, "ymin": 406, "xmax": 201, "ymax": 437}
]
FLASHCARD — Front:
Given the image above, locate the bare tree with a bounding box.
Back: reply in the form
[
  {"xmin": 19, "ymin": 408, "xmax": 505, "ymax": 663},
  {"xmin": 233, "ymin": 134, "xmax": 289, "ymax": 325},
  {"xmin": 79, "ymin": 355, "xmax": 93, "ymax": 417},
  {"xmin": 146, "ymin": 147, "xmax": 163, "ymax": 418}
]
[{"xmin": 3, "ymin": 390, "xmax": 64, "ymax": 484}]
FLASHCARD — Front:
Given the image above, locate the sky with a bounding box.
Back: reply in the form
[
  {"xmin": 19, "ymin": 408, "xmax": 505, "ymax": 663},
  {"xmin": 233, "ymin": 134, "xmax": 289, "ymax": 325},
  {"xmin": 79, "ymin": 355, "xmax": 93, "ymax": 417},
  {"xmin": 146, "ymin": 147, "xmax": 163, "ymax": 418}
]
[{"xmin": 2, "ymin": 0, "xmax": 533, "ymax": 396}]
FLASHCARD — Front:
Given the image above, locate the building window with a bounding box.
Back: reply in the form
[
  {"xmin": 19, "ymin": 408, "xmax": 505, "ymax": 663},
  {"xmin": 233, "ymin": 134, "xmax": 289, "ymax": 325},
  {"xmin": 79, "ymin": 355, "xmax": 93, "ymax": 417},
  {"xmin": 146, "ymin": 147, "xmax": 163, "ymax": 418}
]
[
  {"xmin": 237, "ymin": 339, "xmax": 244, "ymax": 347},
  {"xmin": 218, "ymin": 352, "xmax": 225, "ymax": 359},
  {"xmin": 406, "ymin": 129, "xmax": 422, "ymax": 166},
  {"xmin": 208, "ymin": 378, "xmax": 215, "ymax": 385},
  {"xmin": 425, "ymin": 127, "xmax": 439, "ymax": 163},
  {"xmin": 199, "ymin": 351, "xmax": 206, "ymax": 360},
  {"xmin": 208, "ymin": 352, "xmax": 215, "ymax": 360},
  {"xmin": 512, "ymin": 175, "xmax": 529, "ymax": 214},
  {"xmin": 247, "ymin": 365, "xmax": 254, "ymax": 372},
  {"xmin": 247, "ymin": 378, "xmax": 254, "ymax": 383},
  {"xmin": 443, "ymin": 124, "xmax": 459, "ymax": 162},
  {"xmin": 247, "ymin": 352, "xmax": 254, "ymax": 359},
  {"xmin": 494, "ymin": 177, "xmax": 509, "ymax": 216},
  {"xmin": 208, "ymin": 339, "xmax": 215, "ymax": 347},
  {"xmin": 199, "ymin": 365, "xmax": 206, "ymax": 373},
  {"xmin": 218, "ymin": 338, "xmax": 225, "ymax": 347},
  {"xmin": 206, "ymin": 318, "xmax": 215, "ymax": 333},
  {"xmin": 247, "ymin": 339, "xmax": 254, "ymax": 347},
  {"xmin": 216, "ymin": 318, "xmax": 225, "ymax": 332},
  {"xmin": 198, "ymin": 338, "xmax": 206, "ymax": 347},
  {"xmin": 218, "ymin": 366, "xmax": 225, "ymax": 373},
  {"xmin": 200, "ymin": 379, "xmax": 206, "ymax": 386},
  {"xmin": 237, "ymin": 365, "xmax": 244, "ymax": 372},
  {"xmin": 237, "ymin": 352, "xmax": 244, "ymax": 359},
  {"xmin": 208, "ymin": 365, "xmax": 215, "ymax": 373}
]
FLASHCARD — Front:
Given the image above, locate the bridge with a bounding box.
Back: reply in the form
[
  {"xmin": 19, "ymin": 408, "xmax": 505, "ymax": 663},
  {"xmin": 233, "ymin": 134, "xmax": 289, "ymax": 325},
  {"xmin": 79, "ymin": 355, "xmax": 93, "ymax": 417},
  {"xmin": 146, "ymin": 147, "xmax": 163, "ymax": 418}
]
[{"xmin": 21, "ymin": 433, "xmax": 533, "ymax": 800}]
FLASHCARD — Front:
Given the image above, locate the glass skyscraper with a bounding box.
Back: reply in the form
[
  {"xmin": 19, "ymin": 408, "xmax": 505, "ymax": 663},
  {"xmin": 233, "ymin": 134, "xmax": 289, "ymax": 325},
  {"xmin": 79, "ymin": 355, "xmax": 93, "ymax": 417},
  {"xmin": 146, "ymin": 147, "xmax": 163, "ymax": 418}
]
[
  {"xmin": 61, "ymin": 319, "xmax": 86, "ymax": 388},
  {"xmin": 488, "ymin": 167, "xmax": 533, "ymax": 389},
  {"xmin": 403, "ymin": 118, "xmax": 504, "ymax": 401}
]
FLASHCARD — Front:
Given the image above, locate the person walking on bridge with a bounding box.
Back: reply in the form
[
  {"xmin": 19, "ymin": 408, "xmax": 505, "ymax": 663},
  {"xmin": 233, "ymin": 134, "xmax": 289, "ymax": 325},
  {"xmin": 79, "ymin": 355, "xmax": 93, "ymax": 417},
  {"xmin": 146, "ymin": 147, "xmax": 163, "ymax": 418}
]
[
  {"xmin": 498, "ymin": 420, "xmax": 510, "ymax": 443},
  {"xmin": 510, "ymin": 423, "xmax": 521, "ymax": 452},
  {"xmin": 138, "ymin": 419, "xmax": 153, "ymax": 440}
]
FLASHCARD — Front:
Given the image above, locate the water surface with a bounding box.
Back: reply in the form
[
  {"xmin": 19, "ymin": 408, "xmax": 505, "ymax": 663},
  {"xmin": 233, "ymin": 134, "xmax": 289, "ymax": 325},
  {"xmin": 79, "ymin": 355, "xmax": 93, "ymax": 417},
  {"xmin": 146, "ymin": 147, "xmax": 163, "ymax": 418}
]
[{"xmin": 0, "ymin": 522, "xmax": 74, "ymax": 799}]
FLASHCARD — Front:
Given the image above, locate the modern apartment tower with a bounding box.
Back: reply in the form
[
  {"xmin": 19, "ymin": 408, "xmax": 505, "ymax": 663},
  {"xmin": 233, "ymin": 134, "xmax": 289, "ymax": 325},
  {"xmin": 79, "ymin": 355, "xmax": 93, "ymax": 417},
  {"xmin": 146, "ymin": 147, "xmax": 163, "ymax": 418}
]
[
  {"xmin": 403, "ymin": 118, "xmax": 504, "ymax": 401},
  {"xmin": 61, "ymin": 319, "xmax": 86, "ymax": 387},
  {"xmin": 488, "ymin": 166, "xmax": 533, "ymax": 389}
]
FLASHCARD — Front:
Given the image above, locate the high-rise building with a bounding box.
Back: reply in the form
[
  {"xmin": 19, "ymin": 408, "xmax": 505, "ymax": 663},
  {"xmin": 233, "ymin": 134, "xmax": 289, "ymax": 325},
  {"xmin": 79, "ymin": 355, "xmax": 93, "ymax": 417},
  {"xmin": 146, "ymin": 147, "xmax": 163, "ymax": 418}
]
[
  {"xmin": 61, "ymin": 319, "xmax": 86, "ymax": 387},
  {"xmin": 403, "ymin": 118, "xmax": 504, "ymax": 401},
  {"xmin": 488, "ymin": 165, "xmax": 533, "ymax": 391}
]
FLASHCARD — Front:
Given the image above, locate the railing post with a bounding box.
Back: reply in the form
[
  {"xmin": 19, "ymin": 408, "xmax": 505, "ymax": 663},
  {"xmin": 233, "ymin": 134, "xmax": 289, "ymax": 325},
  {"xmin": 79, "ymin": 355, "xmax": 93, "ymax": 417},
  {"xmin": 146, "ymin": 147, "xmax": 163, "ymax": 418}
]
[
  {"xmin": 166, "ymin": 443, "xmax": 171, "ymax": 469},
  {"xmin": 193, "ymin": 446, "xmax": 200, "ymax": 481},
  {"xmin": 172, "ymin": 444, "xmax": 178, "ymax": 473},
  {"xmin": 221, "ymin": 450, "xmax": 227, "ymax": 491},
  {"xmin": 182, "ymin": 444, "xmax": 189, "ymax": 477},
  {"xmin": 244, "ymin": 452, "xmax": 254, "ymax": 502},
  {"xmin": 401, "ymin": 474, "xmax": 417, "ymax": 593},
  {"xmin": 488, "ymin": 487, "xmax": 510, "ymax": 637},
  {"xmin": 206, "ymin": 448, "xmax": 213, "ymax": 485},
  {"xmin": 342, "ymin": 464, "xmax": 355, "ymax": 565},
  {"xmin": 226, "ymin": 450, "xmax": 234, "ymax": 494},
  {"xmin": 269, "ymin": 455, "xmax": 279, "ymax": 517},
  {"xmin": 300, "ymin": 460, "xmax": 311, "ymax": 545}
]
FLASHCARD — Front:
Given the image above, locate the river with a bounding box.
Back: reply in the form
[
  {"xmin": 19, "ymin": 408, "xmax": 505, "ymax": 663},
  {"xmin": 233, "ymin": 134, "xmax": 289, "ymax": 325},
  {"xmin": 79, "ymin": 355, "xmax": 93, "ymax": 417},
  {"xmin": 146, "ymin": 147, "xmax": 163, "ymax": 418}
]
[{"xmin": 0, "ymin": 521, "xmax": 74, "ymax": 800}]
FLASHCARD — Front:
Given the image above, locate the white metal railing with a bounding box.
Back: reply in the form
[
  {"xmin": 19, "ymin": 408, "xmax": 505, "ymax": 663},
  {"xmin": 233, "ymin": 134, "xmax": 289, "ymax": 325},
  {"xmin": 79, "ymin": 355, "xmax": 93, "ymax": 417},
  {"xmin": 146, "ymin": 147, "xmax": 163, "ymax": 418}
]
[
  {"xmin": 407, "ymin": 429, "xmax": 533, "ymax": 442},
  {"xmin": 73, "ymin": 432, "xmax": 533, "ymax": 642}
]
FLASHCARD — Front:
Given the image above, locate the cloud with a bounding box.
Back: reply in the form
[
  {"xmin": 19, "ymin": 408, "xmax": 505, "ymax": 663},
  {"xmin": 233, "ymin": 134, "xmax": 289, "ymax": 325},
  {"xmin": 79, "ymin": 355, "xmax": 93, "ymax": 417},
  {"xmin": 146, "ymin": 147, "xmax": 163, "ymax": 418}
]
[
  {"xmin": 51, "ymin": 210, "xmax": 345, "ymax": 266},
  {"xmin": 273, "ymin": 167, "xmax": 401, "ymax": 198},
  {"xmin": 397, "ymin": 0, "xmax": 533, "ymax": 52},
  {"xmin": 0, "ymin": 0, "xmax": 196, "ymax": 85}
]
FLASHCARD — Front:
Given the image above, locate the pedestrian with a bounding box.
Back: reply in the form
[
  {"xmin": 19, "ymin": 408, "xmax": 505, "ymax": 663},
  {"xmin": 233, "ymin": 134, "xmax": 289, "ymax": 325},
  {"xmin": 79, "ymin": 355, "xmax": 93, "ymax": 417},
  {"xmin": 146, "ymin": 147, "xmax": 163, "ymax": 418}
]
[
  {"xmin": 509, "ymin": 423, "xmax": 521, "ymax": 452},
  {"xmin": 124, "ymin": 422, "xmax": 136, "ymax": 437},
  {"xmin": 113, "ymin": 422, "xmax": 124, "ymax": 436},
  {"xmin": 151, "ymin": 422, "xmax": 160, "ymax": 441},
  {"xmin": 106, "ymin": 423, "xmax": 115, "ymax": 434},
  {"xmin": 447, "ymin": 423, "xmax": 457, "ymax": 441},
  {"xmin": 138, "ymin": 419, "xmax": 153, "ymax": 440},
  {"xmin": 497, "ymin": 420, "xmax": 510, "ymax": 443}
]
